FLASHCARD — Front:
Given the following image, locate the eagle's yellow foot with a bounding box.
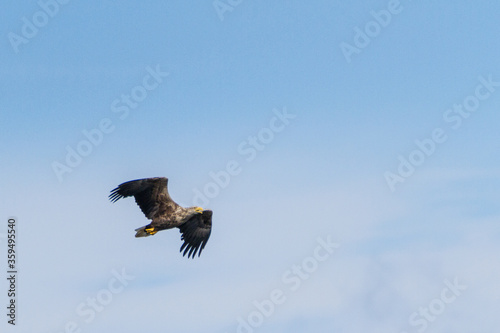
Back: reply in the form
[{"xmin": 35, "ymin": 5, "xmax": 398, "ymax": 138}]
[
  {"xmin": 194, "ymin": 207, "xmax": 204, "ymax": 214},
  {"xmin": 145, "ymin": 227, "xmax": 158, "ymax": 235}
]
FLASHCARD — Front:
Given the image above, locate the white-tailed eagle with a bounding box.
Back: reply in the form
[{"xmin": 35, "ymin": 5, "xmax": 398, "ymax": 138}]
[{"xmin": 109, "ymin": 177, "xmax": 212, "ymax": 258}]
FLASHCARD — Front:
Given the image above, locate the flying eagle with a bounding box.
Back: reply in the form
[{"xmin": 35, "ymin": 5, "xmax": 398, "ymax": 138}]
[{"xmin": 109, "ymin": 177, "xmax": 212, "ymax": 258}]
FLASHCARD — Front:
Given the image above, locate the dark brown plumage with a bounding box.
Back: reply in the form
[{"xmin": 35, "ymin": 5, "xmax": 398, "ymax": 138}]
[
  {"xmin": 109, "ymin": 177, "xmax": 212, "ymax": 258},
  {"xmin": 179, "ymin": 210, "xmax": 213, "ymax": 258}
]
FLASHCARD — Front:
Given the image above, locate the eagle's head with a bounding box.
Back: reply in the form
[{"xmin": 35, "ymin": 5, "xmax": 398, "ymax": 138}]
[{"xmin": 189, "ymin": 206, "xmax": 204, "ymax": 215}]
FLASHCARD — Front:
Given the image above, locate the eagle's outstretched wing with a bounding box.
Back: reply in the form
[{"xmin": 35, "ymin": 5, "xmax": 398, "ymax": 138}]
[
  {"xmin": 178, "ymin": 210, "xmax": 212, "ymax": 258},
  {"xmin": 108, "ymin": 177, "xmax": 177, "ymax": 219}
]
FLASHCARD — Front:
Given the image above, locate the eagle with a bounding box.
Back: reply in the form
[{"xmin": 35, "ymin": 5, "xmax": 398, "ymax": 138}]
[{"xmin": 109, "ymin": 177, "xmax": 212, "ymax": 258}]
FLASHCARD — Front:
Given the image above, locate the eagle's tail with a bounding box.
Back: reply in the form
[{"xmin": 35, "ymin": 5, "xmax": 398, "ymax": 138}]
[{"xmin": 134, "ymin": 226, "xmax": 151, "ymax": 238}]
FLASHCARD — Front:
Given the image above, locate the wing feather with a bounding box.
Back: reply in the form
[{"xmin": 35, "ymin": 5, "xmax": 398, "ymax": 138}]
[
  {"xmin": 178, "ymin": 210, "xmax": 212, "ymax": 258},
  {"xmin": 109, "ymin": 177, "xmax": 177, "ymax": 219}
]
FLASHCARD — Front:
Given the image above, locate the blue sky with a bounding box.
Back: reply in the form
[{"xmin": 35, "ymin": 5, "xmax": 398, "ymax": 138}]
[{"xmin": 1, "ymin": 1, "xmax": 500, "ymax": 332}]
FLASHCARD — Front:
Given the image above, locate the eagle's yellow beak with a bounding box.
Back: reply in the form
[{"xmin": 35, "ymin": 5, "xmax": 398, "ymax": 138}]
[{"xmin": 194, "ymin": 207, "xmax": 204, "ymax": 214}]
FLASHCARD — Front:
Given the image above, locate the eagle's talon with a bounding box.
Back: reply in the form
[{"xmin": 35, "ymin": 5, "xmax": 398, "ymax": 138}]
[{"xmin": 145, "ymin": 227, "xmax": 157, "ymax": 235}]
